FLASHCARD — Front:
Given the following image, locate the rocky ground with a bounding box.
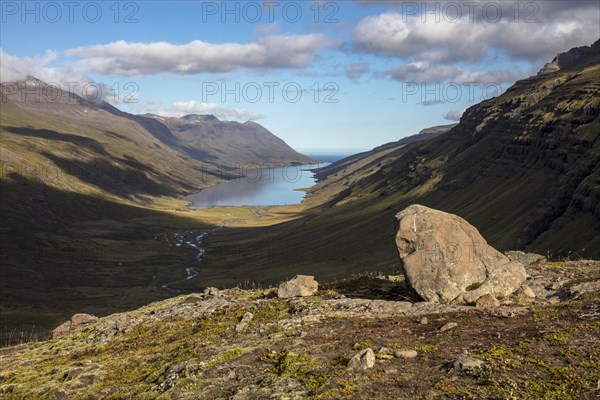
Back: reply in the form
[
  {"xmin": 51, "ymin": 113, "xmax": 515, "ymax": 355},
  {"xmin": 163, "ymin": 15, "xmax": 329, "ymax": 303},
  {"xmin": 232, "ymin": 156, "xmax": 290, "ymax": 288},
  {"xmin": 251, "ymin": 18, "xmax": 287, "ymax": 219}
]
[{"xmin": 0, "ymin": 260, "xmax": 598, "ymax": 399}]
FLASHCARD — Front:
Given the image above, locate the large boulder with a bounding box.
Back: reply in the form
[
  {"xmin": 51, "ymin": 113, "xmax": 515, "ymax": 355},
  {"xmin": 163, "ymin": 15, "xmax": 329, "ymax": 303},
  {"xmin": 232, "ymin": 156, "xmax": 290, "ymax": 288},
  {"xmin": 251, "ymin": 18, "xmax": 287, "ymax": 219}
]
[
  {"xmin": 277, "ymin": 275, "xmax": 318, "ymax": 298},
  {"xmin": 52, "ymin": 313, "xmax": 98, "ymax": 339},
  {"xmin": 395, "ymin": 205, "xmax": 526, "ymax": 304}
]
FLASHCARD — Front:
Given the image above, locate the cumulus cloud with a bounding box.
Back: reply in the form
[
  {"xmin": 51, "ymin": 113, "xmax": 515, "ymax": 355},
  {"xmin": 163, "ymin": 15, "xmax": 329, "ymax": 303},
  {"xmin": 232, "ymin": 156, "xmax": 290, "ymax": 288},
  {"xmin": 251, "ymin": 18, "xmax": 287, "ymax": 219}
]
[
  {"xmin": 386, "ymin": 61, "xmax": 526, "ymax": 85},
  {"xmin": 345, "ymin": 62, "xmax": 371, "ymax": 80},
  {"xmin": 444, "ymin": 108, "xmax": 465, "ymax": 121},
  {"xmin": 136, "ymin": 99, "xmax": 263, "ymax": 121},
  {"xmin": 0, "ymin": 49, "xmax": 116, "ymax": 104},
  {"xmin": 353, "ymin": 5, "xmax": 599, "ymax": 63},
  {"xmin": 64, "ymin": 35, "xmax": 341, "ymax": 76}
]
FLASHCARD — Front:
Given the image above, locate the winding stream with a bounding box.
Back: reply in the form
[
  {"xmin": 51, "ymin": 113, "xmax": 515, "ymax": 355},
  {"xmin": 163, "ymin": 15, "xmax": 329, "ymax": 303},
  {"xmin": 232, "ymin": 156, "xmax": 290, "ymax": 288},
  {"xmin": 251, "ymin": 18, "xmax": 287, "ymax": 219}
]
[{"xmin": 160, "ymin": 230, "xmax": 208, "ymax": 292}]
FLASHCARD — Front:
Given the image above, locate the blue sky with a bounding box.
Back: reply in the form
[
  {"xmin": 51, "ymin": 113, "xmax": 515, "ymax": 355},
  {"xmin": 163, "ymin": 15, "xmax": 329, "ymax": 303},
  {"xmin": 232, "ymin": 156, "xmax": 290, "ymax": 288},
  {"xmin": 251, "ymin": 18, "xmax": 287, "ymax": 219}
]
[{"xmin": 1, "ymin": 1, "xmax": 599, "ymax": 152}]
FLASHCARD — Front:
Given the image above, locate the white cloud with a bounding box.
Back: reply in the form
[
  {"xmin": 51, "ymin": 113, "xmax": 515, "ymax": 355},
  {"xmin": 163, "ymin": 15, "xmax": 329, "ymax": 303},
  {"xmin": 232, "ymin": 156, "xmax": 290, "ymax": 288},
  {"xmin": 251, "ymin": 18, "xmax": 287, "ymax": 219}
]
[
  {"xmin": 354, "ymin": 6, "xmax": 599, "ymax": 63},
  {"xmin": 345, "ymin": 62, "xmax": 370, "ymax": 80},
  {"xmin": 387, "ymin": 61, "xmax": 526, "ymax": 85},
  {"xmin": 0, "ymin": 49, "xmax": 116, "ymax": 104},
  {"xmin": 64, "ymin": 35, "xmax": 341, "ymax": 76},
  {"xmin": 444, "ymin": 108, "xmax": 465, "ymax": 121},
  {"xmin": 134, "ymin": 99, "xmax": 263, "ymax": 121}
]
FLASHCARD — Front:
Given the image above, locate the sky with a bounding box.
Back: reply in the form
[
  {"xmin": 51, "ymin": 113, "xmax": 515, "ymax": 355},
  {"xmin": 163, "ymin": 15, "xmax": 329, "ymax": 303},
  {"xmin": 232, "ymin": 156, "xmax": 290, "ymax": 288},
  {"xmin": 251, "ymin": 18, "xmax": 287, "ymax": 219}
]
[{"xmin": 1, "ymin": 1, "xmax": 599, "ymax": 152}]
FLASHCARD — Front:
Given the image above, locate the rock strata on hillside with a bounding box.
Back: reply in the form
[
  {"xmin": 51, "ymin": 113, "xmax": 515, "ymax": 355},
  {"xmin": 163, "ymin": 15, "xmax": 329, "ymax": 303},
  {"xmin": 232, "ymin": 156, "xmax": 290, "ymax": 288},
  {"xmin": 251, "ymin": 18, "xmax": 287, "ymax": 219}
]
[{"xmin": 395, "ymin": 205, "xmax": 527, "ymax": 304}]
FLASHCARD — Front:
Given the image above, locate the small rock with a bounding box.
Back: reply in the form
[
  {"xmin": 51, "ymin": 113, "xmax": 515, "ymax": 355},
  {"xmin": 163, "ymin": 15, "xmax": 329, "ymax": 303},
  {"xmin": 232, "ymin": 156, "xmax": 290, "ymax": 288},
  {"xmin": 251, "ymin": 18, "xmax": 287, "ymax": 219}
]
[
  {"xmin": 348, "ymin": 348, "xmax": 375, "ymax": 370},
  {"xmin": 452, "ymin": 357, "xmax": 484, "ymax": 371},
  {"xmin": 439, "ymin": 322, "xmax": 459, "ymax": 332},
  {"xmin": 476, "ymin": 294, "xmax": 500, "ymax": 309},
  {"xmin": 394, "ymin": 350, "xmax": 418, "ymax": 358},
  {"xmin": 385, "ymin": 369, "xmax": 398, "ymax": 374},
  {"xmin": 505, "ymin": 251, "xmax": 546, "ymax": 266},
  {"xmin": 518, "ymin": 284, "xmax": 536, "ymax": 299},
  {"xmin": 234, "ymin": 312, "xmax": 254, "ymax": 333},
  {"xmin": 277, "ymin": 275, "xmax": 319, "ymax": 298},
  {"xmin": 420, "ymin": 317, "xmax": 428, "ymax": 325},
  {"xmin": 204, "ymin": 287, "xmax": 220, "ymax": 297},
  {"xmin": 378, "ymin": 354, "xmax": 394, "ymax": 360},
  {"xmin": 377, "ymin": 347, "xmax": 392, "ymax": 354}
]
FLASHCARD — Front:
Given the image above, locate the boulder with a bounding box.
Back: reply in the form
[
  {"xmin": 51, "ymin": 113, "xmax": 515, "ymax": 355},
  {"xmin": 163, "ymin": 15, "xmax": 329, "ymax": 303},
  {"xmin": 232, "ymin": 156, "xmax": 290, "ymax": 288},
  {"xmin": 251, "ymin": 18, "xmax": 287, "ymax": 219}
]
[
  {"xmin": 475, "ymin": 294, "xmax": 500, "ymax": 309},
  {"xmin": 348, "ymin": 348, "xmax": 375, "ymax": 370},
  {"xmin": 277, "ymin": 275, "xmax": 318, "ymax": 298},
  {"xmin": 52, "ymin": 313, "xmax": 98, "ymax": 339},
  {"xmin": 395, "ymin": 205, "xmax": 527, "ymax": 304}
]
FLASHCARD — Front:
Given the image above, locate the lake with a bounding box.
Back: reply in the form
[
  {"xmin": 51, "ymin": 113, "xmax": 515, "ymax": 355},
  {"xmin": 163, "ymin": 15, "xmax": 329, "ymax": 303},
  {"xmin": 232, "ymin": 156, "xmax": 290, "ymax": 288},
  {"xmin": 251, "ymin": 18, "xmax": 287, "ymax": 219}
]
[{"xmin": 184, "ymin": 154, "xmax": 349, "ymax": 208}]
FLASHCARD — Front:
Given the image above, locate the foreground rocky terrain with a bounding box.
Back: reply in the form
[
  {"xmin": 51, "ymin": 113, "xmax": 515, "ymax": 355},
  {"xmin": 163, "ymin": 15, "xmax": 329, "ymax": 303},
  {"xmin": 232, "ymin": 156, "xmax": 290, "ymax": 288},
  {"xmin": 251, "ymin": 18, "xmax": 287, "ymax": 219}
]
[{"xmin": 1, "ymin": 258, "xmax": 598, "ymax": 399}]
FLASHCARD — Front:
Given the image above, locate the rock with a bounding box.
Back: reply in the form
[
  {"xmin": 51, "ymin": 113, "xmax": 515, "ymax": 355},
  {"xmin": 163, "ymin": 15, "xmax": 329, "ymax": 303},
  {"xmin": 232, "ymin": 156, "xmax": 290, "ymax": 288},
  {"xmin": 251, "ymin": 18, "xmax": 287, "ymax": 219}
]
[
  {"xmin": 52, "ymin": 313, "xmax": 98, "ymax": 339},
  {"xmin": 277, "ymin": 275, "xmax": 319, "ymax": 298},
  {"xmin": 518, "ymin": 284, "xmax": 536, "ymax": 299},
  {"xmin": 475, "ymin": 294, "xmax": 500, "ymax": 309},
  {"xmin": 234, "ymin": 312, "xmax": 254, "ymax": 333},
  {"xmin": 452, "ymin": 357, "xmax": 484, "ymax": 371},
  {"xmin": 505, "ymin": 251, "xmax": 546, "ymax": 266},
  {"xmin": 419, "ymin": 317, "xmax": 428, "ymax": 325},
  {"xmin": 348, "ymin": 348, "xmax": 375, "ymax": 370},
  {"xmin": 394, "ymin": 205, "xmax": 527, "ymax": 304},
  {"xmin": 204, "ymin": 287, "xmax": 220, "ymax": 297},
  {"xmin": 394, "ymin": 350, "xmax": 418, "ymax": 358},
  {"xmin": 439, "ymin": 322, "xmax": 458, "ymax": 332}
]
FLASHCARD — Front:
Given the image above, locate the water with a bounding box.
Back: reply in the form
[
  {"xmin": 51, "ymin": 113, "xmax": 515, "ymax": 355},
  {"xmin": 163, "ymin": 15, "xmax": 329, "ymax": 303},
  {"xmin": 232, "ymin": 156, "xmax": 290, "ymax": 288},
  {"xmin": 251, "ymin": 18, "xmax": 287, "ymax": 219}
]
[{"xmin": 185, "ymin": 163, "xmax": 328, "ymax": 208}]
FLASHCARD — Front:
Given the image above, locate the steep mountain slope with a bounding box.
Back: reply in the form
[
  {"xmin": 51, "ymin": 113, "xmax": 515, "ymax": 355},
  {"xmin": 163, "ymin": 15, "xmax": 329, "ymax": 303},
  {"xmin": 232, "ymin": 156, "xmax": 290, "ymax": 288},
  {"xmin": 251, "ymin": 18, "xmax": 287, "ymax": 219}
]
[
  {"xmin": 197, "ymin": 41, "xmax": 599, "ymax": 290},
  {"xmin": 147, "ymin": 114, "xmax": 314, "ymax": 166},
  {"xmin": 312, "ymin": 40, "xmax": 600, "ymax": 257}
]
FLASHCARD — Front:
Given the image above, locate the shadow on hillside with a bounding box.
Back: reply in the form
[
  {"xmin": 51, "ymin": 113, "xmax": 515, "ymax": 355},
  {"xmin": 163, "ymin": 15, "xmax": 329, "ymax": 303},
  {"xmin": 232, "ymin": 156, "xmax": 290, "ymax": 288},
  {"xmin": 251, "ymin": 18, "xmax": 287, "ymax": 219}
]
[{"xmin": 5, "ymin": 126, "xmax": 108, "ymax": 156}]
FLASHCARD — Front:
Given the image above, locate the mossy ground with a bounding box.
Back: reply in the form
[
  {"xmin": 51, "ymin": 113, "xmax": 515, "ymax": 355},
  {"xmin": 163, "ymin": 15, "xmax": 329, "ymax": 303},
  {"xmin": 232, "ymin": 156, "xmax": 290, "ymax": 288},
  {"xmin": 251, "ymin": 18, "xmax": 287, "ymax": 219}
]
[{"xmin": 1, "ymin": 261, "xmax": 598, "ymax": 399}]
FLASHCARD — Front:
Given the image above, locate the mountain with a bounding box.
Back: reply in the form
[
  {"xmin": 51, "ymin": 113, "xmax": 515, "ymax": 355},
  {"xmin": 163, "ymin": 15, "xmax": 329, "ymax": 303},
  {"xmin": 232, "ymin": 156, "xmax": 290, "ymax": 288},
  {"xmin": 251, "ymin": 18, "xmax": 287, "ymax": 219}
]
[
  {"xmin": 310, "ymin": 40, "xmax": 600, "ymax": 257},
  {"xmin": 0, "ymin": 77, "xmax": 313, "ymax": 333},
  {"xmin": 196, "ymin": 41, "xmax": 599, "ymax": 291},
  {"xmin": 144, "ymin": 113, "xmax": 314, "ymax": 166}
]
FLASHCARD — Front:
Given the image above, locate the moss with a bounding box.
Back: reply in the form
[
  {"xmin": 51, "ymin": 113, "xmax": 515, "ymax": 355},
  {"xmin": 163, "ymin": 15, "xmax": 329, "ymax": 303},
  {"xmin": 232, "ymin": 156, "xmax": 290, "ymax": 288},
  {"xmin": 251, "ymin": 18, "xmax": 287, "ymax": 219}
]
[
  {"xmin": 353, "ymin": 340, "xmax": 373, "ymax": 351},
  {"xmin": 206, "ymin": 348, "xmax": 248, "ymax": 369}
]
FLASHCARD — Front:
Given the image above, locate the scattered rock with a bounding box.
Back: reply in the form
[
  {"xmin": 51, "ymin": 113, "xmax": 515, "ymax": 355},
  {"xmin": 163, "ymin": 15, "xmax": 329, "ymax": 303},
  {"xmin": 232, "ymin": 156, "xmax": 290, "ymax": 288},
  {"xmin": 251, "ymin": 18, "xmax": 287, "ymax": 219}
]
[
  {"xmin": 52, "ymin": 313, "xmax": 98, "ymax": 339},
  {"xmin": 476, "ymin": 294, "xmax": 500, "ymax": 309},
  {"xmin": 419, "ymin": 317, "xmax": 428, "ymax": 325},
  {"xmin": 204, "ymin": 287, "xmax": 220, "ymax": 297},
  {"xmin": 277, "ymin": 275, "xmax": 319, "ymax": 298},
  {"xmin": 505, "ymin": 251, "xmax": 546, "ymax": 266},
  {"xmin": 517, "ymin": 284, "xmax": 536, "ymax": 299},
  {"xmin": 439, "ymin": 322, "xmax": 459, "ymax": 332},
  {"xmin": 452, "ymin": 357, "xmax": 484, "ymax": 371},
  {"xmin": 234, "ymin": 312, "xmax": 254, "ymax": 333},
  {"xmin": 394, "ymin": 350, "xmax": 418, "ymax": 358},
  {"xmin": 348, "ymin": 348, "xmax": 375, "ymax": 370},
  {"xmin": 377, "ymin": 347, "xmax": 392, "ymax": 354},
  {"xmin": 395, "ymin": 205, "xmax": 527, "ymax": 304}
]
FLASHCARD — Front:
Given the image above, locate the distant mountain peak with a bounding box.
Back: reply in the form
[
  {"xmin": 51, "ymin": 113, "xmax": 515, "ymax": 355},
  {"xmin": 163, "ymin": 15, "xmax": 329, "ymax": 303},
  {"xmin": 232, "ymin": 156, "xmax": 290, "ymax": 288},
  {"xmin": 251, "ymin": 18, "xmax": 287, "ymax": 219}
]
[
  {"xmin": 538, "ymin": 39, "xmax": 600, "ymax": 76},
  {"xmin": 181, "ymin": 114, "xmax": 220, "ymax": 123}
]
